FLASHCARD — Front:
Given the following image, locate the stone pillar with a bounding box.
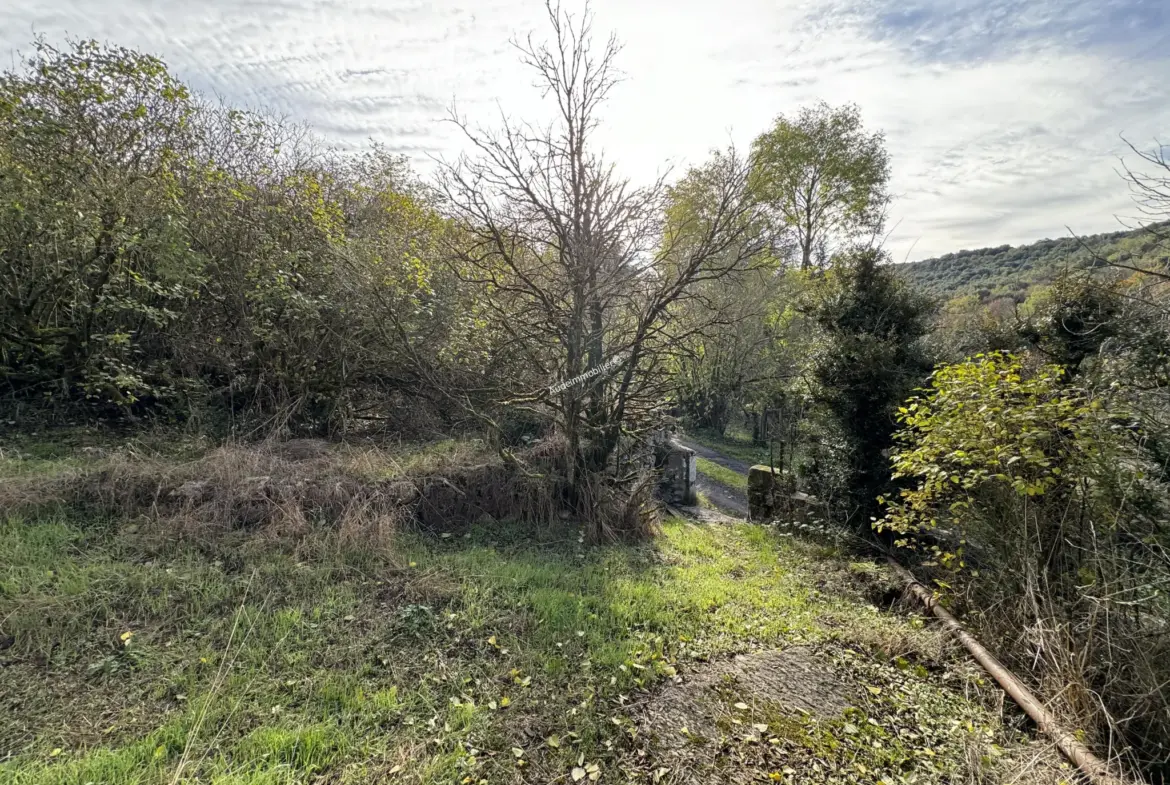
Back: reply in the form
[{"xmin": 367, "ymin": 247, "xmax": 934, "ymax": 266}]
[
  {"xmin": 657, "ymin": 440, "xmax": 697, "ymax": 506},
  {"xmin": 747, "ymin": 464, "xmax": 797, "ymax": 522}
]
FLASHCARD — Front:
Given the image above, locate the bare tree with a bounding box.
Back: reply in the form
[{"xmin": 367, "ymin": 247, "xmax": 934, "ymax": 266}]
[{"xmin": 433, "ymin": 1, "xmax": 764, "ymax": 527}]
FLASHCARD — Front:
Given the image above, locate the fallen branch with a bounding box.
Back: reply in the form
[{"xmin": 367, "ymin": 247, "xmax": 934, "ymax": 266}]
[{"xmin": 887, "ymin": 559, "xmax": 1140, "ymax": 785}]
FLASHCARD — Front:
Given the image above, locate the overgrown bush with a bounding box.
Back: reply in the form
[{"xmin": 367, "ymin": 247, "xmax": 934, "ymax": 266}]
[
  {"xmin": 879, "ymin": 351, "xmax": 1170, "ymax": 776},
  {"xmin": 0, "ymin": 40, "xmax": 478, "ymax": 434},
  {"xmin": 804, "ymin": 248, "xmax": 934, "ymax": 529}
]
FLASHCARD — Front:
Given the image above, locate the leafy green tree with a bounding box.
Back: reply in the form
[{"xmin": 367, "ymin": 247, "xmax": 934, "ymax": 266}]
[
  {"xmin": 750, "ymin": 102, "xmax": 890, "ymax": 270},
  {"xmin": 0, "ymin": 39, "xmax": 201, "ymax": 408},
  {"xmin": 668, "ymin": 264, "xmax": 782, "ymax": 434},
  {"xmin": 807, "ymin": 248, "xmax": 933, "ymax": 528}
]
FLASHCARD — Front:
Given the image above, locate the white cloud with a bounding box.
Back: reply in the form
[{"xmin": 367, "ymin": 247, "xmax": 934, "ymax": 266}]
[{"xmin": 2, "ymin": 0, "xmax": 1168, "ymax": 260}]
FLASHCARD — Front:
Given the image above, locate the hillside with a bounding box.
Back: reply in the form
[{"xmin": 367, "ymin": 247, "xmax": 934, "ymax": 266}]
[{"xmin": 896, "ymin": 221, "xmax": 1170, "ymax": 301}]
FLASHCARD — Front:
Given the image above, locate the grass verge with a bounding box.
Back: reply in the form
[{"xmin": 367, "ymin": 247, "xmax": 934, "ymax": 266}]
[
  {"xmin": 694, "ymin": 457, "xmax": 748, "ymax": 492},
  {"xmin": 687, "ymin": 428, "xmax": 771, "ymax": 469}
]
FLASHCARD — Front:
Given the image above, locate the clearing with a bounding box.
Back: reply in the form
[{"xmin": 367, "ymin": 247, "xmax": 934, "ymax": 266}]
[{"xmin": 0, "ymin": 431, "xmax": 1070, "ymax": 784}]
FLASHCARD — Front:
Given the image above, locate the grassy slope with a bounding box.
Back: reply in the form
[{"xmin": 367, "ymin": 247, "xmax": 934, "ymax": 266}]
[{"xmin": 0, "ymin": 440, "xmax": 1036, "ymax": 785}]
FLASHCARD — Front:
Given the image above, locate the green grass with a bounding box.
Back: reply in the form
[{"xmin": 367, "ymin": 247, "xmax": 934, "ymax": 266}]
[
  {"xmin": 0, "ymin": 454, "xmax": 1025, "ymax": 784},
  {"xmin": 687, "ymin": 427, "xmax": 772, "ymax": 469},
  {"xmin": 694, "ymin": 457, "xmax": 747, "ymax": 492}
]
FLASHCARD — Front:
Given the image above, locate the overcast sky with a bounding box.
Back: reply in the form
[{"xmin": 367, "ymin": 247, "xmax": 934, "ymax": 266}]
[{"xmin": 3, "ymin": 0, "xmax": 1169, "ymax": 261}]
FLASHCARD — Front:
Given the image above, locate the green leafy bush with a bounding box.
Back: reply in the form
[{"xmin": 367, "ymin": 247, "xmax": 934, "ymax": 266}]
[{"xmin": 878, "ymin": 351, "xmax": 1170, "ymax": 773}]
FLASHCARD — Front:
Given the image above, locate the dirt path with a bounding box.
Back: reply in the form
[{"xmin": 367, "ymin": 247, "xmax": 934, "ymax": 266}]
[
  {"xmin": 677, "ymin": 437, "xmax": 752, "ymax": 475},
  {"xmin": 676, "ymin": 437, "xmax": 750, "ymax": 518}
]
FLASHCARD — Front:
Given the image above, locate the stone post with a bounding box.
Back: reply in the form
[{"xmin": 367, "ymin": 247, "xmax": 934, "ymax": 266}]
[
  {"xmin": 747, "ymin": 464, "xmax": 797, "ymax": 522},
  {"xmin": 656, "ymin": 439, "xmax": 697, "ymax": 506}
]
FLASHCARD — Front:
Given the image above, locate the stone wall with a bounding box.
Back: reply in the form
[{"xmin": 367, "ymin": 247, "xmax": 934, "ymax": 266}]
[{"xmin": 747, "ymin": 464, "xmax": 818, "ymax": 523}]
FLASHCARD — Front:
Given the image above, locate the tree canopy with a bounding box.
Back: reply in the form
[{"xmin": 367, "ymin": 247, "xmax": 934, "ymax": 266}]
[{"xmin": 749, "ymin": 102, "xmax": 890, "ymax": 270}]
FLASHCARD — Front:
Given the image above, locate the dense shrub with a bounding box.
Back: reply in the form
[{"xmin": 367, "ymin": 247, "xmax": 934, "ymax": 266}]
[
  {"xmin": 0, "ymin": 40, "xmax": 476, "ymax": 434},
  {"xmin": 804, "ymin": 248, "xmax": 933, "ymax": 528},
  {"xmin": 880, "ymin": 351, "xmax": 1170, "ymax": 775}
]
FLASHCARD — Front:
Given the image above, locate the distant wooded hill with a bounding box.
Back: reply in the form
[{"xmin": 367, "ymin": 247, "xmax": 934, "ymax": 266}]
[{"xmin": 895, "ymin": 221, "xmax": 1170, "ymax": 301}]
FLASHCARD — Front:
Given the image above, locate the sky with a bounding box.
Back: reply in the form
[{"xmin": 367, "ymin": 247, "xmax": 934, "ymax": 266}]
[{"xmin": 3, "ymin": 0, "xmax": 1169, "ymax": 262}]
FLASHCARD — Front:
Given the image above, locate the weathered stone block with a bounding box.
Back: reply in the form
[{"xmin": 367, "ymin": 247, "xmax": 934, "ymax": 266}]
[
  {"xmin": 656, "ymin": 439, "xmax": 697, "ymax": 506},
  {"xmin": 748, "ymin": 464, "xmax": 799, "ymax": 522}
]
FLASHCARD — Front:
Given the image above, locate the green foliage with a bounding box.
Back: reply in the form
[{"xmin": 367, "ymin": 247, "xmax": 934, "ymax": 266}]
[
  {"xmin": 923, "ymin": 293, "xmax": 1024, "ymax": 365},
  {"xmin": 897, "ymin": 221, "xmax": 1170, "ymax": 301},
  {"xmin": 668, "ymin": 266, "xmax": 783, "ymax": 433},
  {"xmin": 1018, "ymin": 273, "xmax": 1123, "ymax": 375},
  {"xmin": 878, "ymin": 352, "xmax": 1104, "ymax": 566},
  {"xmin": 876, "ymin": 349, "xmax": 1170, "ymax": 771},
  {"xmin": 0, "ymin": 40, "xmax": 460, "ymax": 432},
  {"xmin": 0, "ymin": 39, "xmax": 201, "ymax": 407},
  {"xmin": 806, "ymin": 248, "xmax": 933, "ymax": 526},
  {"xmin": 750, "ymin": 102, "xmax": 890, "ymax": 270}
]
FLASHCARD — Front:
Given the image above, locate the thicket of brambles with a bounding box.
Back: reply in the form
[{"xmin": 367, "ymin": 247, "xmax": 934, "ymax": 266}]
[{"xmin": 3, "ymin": 13, "xmax": 1170, "ymax": 781}]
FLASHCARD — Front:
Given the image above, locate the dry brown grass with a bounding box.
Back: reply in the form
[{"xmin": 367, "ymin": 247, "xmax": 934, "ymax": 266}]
[
  {"xmin": 0, "ymin": 437, "xmax": 570, "ymax": 547},
  {"xmin": 579, "ymin": 469, "xmax": 660, "ymax": 542}
]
